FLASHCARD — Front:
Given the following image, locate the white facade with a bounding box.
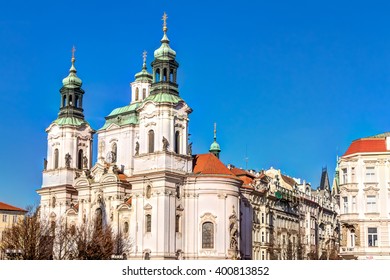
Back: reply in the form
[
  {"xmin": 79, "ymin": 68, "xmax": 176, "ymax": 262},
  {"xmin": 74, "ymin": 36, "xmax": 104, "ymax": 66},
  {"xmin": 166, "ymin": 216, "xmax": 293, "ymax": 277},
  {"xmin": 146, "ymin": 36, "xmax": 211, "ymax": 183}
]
[
  {"xmin": 338, "ymin": 134, "xmax": 390, "ymax": 259},
  {"xmin": 38, "ymin": 19, "xmax": 241, "ymax": 260}
]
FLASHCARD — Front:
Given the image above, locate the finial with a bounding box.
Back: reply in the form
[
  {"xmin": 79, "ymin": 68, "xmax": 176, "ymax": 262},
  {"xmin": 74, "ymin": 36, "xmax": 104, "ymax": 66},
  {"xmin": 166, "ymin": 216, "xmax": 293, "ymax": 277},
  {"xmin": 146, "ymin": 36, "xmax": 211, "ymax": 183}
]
[
  {"xmin": 71, "ymin": 45, "xmax": 76, "ymax": 63},
  {"xmin": 162, "ymin": 12, "xmax": 168, "ymax": 32},
  {"xmin": 142, "ymin": 50, "xmax": 147, "ymax": 69},
  {"xmin": 214, "ymin": 123, "xmax": 217, "ymax": 141}
]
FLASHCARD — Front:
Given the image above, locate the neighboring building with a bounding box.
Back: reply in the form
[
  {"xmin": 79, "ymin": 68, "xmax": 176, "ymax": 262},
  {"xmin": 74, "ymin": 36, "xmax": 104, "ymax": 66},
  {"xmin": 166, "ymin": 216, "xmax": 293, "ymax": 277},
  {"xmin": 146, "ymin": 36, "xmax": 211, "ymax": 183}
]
[
  {"xmin": 337, "ymin": 133, "xmax": 390, "ymax": 260},
  {"xmin": 0, "ymin": 202, "xmax": 27, "ymax": 259},
  {"xmin": 239, "ymin": 167, "xmax": 339, "ymax": 260}
]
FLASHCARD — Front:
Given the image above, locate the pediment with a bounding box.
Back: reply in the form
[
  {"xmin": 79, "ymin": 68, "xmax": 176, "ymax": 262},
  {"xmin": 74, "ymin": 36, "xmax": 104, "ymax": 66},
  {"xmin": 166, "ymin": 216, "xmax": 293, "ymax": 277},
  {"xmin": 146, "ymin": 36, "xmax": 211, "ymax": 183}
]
[{"xmin": 105, "ymin": 123, "xmax": 120, "ymax": 131}]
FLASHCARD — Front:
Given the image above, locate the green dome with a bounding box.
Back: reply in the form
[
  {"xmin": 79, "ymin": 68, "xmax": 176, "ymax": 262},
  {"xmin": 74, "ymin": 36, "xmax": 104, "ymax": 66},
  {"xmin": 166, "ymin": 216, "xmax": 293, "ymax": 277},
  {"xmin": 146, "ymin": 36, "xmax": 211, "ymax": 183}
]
[
  {"xmin": 154, "ymin": 25, "xmax": 176, "ymax": 60},
  {"xmin": 209, "ymin": 141, "xmax": 221, "ymax": 152},
  {"xmin": 62, "ymin": 58, "xmax": 82, "ymax": 88},
  {"xmin": 135, "ymin": 66, "xmax": 153, "ymax": 82}
]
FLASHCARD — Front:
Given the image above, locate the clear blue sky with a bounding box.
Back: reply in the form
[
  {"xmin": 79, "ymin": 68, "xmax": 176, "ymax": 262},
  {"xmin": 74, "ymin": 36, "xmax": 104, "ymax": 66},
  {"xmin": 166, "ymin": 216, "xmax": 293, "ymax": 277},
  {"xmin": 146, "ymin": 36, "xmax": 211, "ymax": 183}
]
[{"xmin": 1, "ymin": 0, "xmax": 390, "ymax": 208}]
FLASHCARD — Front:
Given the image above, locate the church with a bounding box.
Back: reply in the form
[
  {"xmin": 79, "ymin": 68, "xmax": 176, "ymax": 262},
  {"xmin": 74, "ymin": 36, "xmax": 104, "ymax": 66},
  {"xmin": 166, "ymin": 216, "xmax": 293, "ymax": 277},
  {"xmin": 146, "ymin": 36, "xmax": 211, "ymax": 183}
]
[{"xmin": 37, "ymin": 13, "xmax": 242, "ymax": 260}]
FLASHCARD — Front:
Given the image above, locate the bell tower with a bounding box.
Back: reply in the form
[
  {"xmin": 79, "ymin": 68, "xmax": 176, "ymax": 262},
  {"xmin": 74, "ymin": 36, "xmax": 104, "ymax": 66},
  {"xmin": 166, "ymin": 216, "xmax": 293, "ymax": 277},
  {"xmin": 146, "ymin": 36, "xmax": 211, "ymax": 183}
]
[
  {"xmin": 134, "ymin": 13, "xmax": 193, "ymax": 174},
  {"xmin": 38, "ymin": 48, "xmax": 95, "ymax": 218}
]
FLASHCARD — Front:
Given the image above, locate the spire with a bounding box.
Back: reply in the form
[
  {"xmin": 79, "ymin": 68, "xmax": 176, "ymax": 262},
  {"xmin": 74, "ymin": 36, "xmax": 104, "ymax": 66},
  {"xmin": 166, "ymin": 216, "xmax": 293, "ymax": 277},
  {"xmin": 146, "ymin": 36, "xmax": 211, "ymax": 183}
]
[
  {"xmin": 209, "ymin": 123, "xmax": 221, "ymax": 158},
  {"xmin": 62, "ymin": 46, "xmax": 82, "ymax": 88},
  {"xmin": 58, "ymin": 46, "xmax": 85, "ymax": 120},
  {"xmin": 135, "ymin": 51, "xmax": 152, "ymax": 82},
  {"xmin": 154, "ymin": 12, "xmax": 176, "ymax": 60},
  {"xmin": 161, "ymin": 12, "xmax": 169, "ymax": 43}
]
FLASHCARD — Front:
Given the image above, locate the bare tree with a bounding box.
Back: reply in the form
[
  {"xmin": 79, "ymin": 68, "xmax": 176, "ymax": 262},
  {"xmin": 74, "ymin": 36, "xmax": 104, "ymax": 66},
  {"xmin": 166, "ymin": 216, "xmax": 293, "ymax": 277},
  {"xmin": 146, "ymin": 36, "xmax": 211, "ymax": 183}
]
[
  {"xmin": 76, "ymin": 224, "xmax": 114, "ymax": 260},
  {"xmin": 0, "ymin": 206, "xmax": 53, "ymax": 260}
]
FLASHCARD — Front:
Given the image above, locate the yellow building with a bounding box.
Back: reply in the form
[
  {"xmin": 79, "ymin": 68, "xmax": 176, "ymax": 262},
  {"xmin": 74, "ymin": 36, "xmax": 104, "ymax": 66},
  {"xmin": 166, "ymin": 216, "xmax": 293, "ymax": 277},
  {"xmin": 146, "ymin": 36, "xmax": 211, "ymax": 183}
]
[{"xmin": 0, "ymin": 202, "xmax": 27, "ymax": 259}]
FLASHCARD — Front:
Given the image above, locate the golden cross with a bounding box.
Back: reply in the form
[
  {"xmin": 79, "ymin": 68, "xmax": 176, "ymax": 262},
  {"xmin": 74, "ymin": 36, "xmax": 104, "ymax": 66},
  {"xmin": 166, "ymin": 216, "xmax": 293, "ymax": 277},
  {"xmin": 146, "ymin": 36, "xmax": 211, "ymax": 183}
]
[
  {"xmin": 71, "ymin": 45, "xmax": 76, "ymax": 59},
  {"xmin": 143, "ymin": 50, "xmax": 147, "ymax": 64},
  {"xmin": 162, "ymin": 12, "xmax": 168, "ymax": 28}
]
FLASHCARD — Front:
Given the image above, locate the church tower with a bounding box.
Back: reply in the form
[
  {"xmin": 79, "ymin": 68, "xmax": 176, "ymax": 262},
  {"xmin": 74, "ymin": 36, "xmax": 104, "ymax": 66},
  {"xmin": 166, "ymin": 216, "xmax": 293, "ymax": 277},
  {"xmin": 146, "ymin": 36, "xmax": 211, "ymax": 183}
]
[
  {"xmin": 38, "ymin": 49, "xmax": 95, "ymax": 218},
  {"xmin": 209, "ymin": 123, "xmax": 221, "ymax": 158},
  {"xmin": 134, "ymin": 13, "xmax": 193, "ymax": 174}
]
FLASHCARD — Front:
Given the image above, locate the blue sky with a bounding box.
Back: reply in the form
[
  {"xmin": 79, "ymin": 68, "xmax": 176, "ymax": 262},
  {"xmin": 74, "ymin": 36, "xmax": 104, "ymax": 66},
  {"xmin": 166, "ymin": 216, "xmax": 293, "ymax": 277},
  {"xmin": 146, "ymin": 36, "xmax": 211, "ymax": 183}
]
[{"xmin": 1, "ymin": 0, "xmax": 390, "ymax": 208}]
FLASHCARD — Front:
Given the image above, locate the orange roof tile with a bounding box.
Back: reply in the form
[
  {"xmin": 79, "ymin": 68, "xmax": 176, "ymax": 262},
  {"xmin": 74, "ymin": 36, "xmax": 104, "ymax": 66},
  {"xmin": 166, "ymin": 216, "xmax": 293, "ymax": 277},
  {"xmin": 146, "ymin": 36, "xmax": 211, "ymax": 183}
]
[
  {"xmin": 0, "ymin": 202, "xmax": 27, "ymax": 212},
  {"xmin": 343, "ymin": 138, "xmax": 387, "ymax": 156},
  {"xmin": 193, "ymin": 153, "xmax": 238, "ymax": 177},
  {"xmin": 230, "ymin": 167, "xmax": 255, "ymax": 185}
]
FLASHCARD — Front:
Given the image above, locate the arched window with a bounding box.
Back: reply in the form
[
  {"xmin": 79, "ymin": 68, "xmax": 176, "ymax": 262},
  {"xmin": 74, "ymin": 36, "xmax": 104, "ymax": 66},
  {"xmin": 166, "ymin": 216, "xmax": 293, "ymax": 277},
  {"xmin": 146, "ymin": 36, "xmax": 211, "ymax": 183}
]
[
  {"xmin": 123, "ymin": 222, "xmax": 129, "ymax": 234},
  {"xmin": 170, "ymin": 69, "xmax": 174, "ymax": 82},
  {"xmin": 95, "ymin": 208, "xmax": 103, "ymax": 231},
  {"xmin": 155, "ymin": 69, "xmax": 160, "ymax": 82},
  {"xmin": 69, "ymin": 95, "xmax": 73, "ymax": 106},
  {"xmin": 51, "ymin": 196, "xmax": 56, "ymax": 208},
  {"xmin": 75, "ymin": 96, "xmax": 79, "ymax": 108},
  {"xmin": 163, "ymin": 68, "xmax": 167, "ymax": 81},
  {"xmin": 202, "ymin": 222, "xmax": 214, "ymax": 249},
  {"xmin": 174, "ymin": 131, "xmax": 180, "ymax": 154},
  {"xmin": 146, "ymin": 214, "xmax": 151, "ymax": 233},
  {"xmin": 175, "ymin": 215, "xmax": 181, "ymax": 233},
  {"xmin": 148, "ymin": 130, "xmax": 154, "ymax": 153},
  {"xmin": 135, "ymin": 88, "xmax": 139, "ymax": 101},
  {"xmin": 54, "ymin": 148, "xmax": 59, "ymax": 169},
  {"xmin": 63, "ymin": 95, "xmax": 67, "ymax": 107},
  {"xmin": 142, "ymin": 88, "xmax": 146, "ymax": 99},
  {"xmin": 77, "ymin": 149, "xmax": 83, "ymax": 169},
  {"xmin": 349, "ymin": 229, "xmax": 355, "ymax": 247}
]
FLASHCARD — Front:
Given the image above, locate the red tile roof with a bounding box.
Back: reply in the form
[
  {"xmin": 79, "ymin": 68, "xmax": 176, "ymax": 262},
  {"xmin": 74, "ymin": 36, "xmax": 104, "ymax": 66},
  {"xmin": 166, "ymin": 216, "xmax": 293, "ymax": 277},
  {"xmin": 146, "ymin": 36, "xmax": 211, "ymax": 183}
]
[
  {"xmin": 0, "ymin": 202, "xmax": 27, "ymax": 212},
  {"xmin": 193, "ymin": 153, "xmax": 238, "ymax": 178},
  {"xmin": 343, "ymin": 138, "xmax": 388, "ymax": 156},
  {"xmin": 230, "ymin": 167, "xmax": 255, "ymax": 186}
]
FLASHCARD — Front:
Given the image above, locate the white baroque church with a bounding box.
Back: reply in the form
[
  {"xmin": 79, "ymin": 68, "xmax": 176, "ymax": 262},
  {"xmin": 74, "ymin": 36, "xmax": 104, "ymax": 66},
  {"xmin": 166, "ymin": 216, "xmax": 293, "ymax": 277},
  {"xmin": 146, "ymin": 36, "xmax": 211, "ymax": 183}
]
[{"xmin": 37, "ymin": 14, "xmax": 242, "ymax": 260}]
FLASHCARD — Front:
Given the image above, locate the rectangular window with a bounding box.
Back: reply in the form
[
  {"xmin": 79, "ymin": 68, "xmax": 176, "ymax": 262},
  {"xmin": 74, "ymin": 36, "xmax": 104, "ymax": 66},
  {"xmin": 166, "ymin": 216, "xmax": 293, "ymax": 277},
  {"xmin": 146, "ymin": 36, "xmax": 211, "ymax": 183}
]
[
  {"xmin": 365, "ymin": 167, "xmax": 376, "ymax": 182},
  {"xmin": 342, "ymin": 168, "xmax": 348, "ymax": 184},
  {"xmin": 368, "ymin": 228, "xmax": 378, "ymax": 247},
  {"xmin": 367, "ymin": 195, "xmax": 377, "ymax": 212},
  {"xmin": 343, "ymin": 197, "xmax": 349, "ymax": 213},
  {"xmin": 261, "ymin": 213, "xmax": 264, "ymax": 224},
  {"xmin": 146, "ymin": 214, "xmax": 151, "ymax": 233},
  {"xmin": 352, "ymin": 196, "xmax": 357, "ymax": 212},
  {"xmin": 2, "ymin": 214, "xmax": 7, "ymax": 223},
  {"xmin": 351, "ymin": 167, "xmax": 355, "ymax": 182},
  {"xmin": 12, "ymin": 215, "xmax": 17, "ymax": 224}
]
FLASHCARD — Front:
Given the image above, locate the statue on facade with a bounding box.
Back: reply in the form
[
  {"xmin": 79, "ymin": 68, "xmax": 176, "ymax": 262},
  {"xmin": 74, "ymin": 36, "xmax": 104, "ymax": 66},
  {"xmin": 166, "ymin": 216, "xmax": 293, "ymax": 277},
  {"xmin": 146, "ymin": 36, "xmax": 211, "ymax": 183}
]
[
  {"xmin": 135, "ymin": 141, "xmax": 139, "ymax": 156},
  {"xmin": 43, "ymin": 158, "xmax": 48, "ymax": 170},
  {"xmin": 162, "ymin": 136, "xmax": 169, "ymax": 151},
  {"xmin": 187, "ymin": 142, "xmax": 192, "ymax": 156},
  {"xmin": 65, "ymin": 153, "xmax": 71, "ymax": 168},
  {"xmin": 229, "ymin": 206, "xmax": 238, "ymax": 253},
  {"xmin": 83, "ymin": 155, "xmax": 88, "ymax": 169}
]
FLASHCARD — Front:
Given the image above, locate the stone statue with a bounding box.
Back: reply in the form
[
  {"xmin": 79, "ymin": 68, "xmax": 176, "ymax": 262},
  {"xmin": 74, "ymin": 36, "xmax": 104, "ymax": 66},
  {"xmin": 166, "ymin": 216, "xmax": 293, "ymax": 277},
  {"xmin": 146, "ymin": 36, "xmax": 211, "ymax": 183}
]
[
  {"xmin": 135, "ymin": 141, "xmax": 139, "ymax": 156},
  {"xmin": 43, "ymin": 158, "xmax": 48, "ymax": 170},
  {"xmin": 83, "ymin": 155, "xmax": 88, "ymax": 169},
  {"xmin": 187, "ymin": 142, "xmax": 192, "ymax": 156},
  {"xmin": 229, "ymin": 207, "xmax": 238, "ymax": 252},
  {"xmin": 111, "ymin": 150, "xmax": 117, "ymax": 163},
  {"xmin": 162, "ymin": 136, "xmax": 169, "ymax": 151},
  {"xmin": 65, "ymin": 153, "xmax": 71, "ymax": 168}
]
